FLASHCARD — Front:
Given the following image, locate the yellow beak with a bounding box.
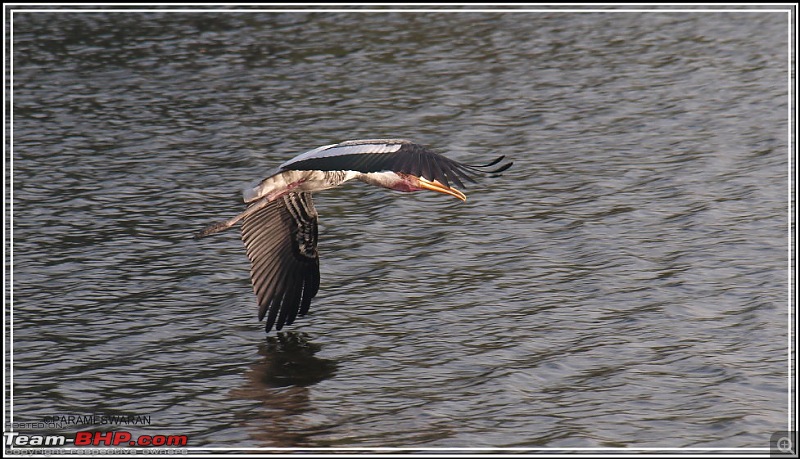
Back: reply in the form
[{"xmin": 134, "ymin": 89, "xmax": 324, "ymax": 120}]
[{"xmin": 417, "ymin": 177, "xmax": 467, "ymax": 202}]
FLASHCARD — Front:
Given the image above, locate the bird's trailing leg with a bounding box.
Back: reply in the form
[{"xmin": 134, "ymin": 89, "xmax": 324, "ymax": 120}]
[
  {"xmin": 195, "ymin": 179, "xmax": 308, "ymax": 239},
  {"xmin": 194, "ymin": 198, "xmax": 272, "ymax": 239}
]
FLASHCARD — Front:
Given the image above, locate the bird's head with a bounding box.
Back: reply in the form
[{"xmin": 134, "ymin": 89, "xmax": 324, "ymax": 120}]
[
  {"xmin": 391, "ymin": 172, "xmax": 467, "ymax": 201},
  {"xmin": 414, "ymin": 176, "xmax": 467, "ymax": 201},
  {"xmin": 358, "ymin": 172, "xmax": 466, "ymax": 201}
]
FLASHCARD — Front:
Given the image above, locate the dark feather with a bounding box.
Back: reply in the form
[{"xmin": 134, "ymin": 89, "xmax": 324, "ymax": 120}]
[{"xmin": 241, "ymin": 192, "xmax": 320, "ymax": 333}]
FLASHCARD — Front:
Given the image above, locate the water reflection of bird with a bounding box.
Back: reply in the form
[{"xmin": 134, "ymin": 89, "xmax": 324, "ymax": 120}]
[
  {"xmin": 229, "ymin": 332, "xmax": 337, "ymax": 447},
  {"xmin": 196, "ymin": 139, "xmax": 512, "ymax": 333}
]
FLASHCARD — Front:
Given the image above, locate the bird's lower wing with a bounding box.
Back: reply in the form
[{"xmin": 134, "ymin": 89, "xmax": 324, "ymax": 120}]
[{"xmin": 241, "ymin": 192, "xmax": 320, "ymax": 332}]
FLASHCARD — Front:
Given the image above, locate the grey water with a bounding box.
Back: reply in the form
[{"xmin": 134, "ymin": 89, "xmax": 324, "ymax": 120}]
[{"xmin": 9, "ymin": 9, "xmax": 790, "ymax": 450}]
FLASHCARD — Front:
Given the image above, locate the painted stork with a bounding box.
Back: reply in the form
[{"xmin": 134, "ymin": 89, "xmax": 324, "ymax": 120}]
[{"xmin": 195, "ymin": 139, "xmax": 512, "ymax": 333}]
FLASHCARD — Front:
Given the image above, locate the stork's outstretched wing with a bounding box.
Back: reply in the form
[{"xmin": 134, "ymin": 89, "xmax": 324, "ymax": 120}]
[
  {"xmin": 241, "ymin": 192, "xmax": 320, "ymax": 332},
  {"xmin": 280, "ymin": 139, "xmax": 512, "ymax": 189}
]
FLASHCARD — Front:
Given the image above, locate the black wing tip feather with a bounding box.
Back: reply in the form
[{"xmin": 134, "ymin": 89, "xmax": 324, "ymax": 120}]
[
  {"xmin": 473, "ymin": 155, "xmax": 505, "ymax": 168},
  {"xmin": 439, "ymin": 155, "xmax": 512, "ymax": 187},
  {"xmin": 465, "ymin": 155, "xmax": 513, "ymax": 172},
  {"xmin": 461, "ymin": 156, "xmax": 513, "ymax": 177},
  {"xmin": 489, "ymin": 161, "xmax": 513, "ymax": 175}
]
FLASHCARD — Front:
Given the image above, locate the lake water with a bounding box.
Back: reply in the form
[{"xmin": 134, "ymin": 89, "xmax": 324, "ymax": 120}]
[{"xmin": 9, "ymin": 7, "xmax": 791, "ymax": 452}]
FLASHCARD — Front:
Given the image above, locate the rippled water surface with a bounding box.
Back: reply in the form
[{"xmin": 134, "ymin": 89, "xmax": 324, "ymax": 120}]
[{"xmin": 10, "ymin": 8, "xmax": 791, "ymax": 450}]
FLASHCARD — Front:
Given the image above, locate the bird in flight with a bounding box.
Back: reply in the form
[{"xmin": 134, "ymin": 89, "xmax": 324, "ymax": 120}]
[{"xmin": 195, "ymin": 139, "xmax": 512, "ymax": 333}]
